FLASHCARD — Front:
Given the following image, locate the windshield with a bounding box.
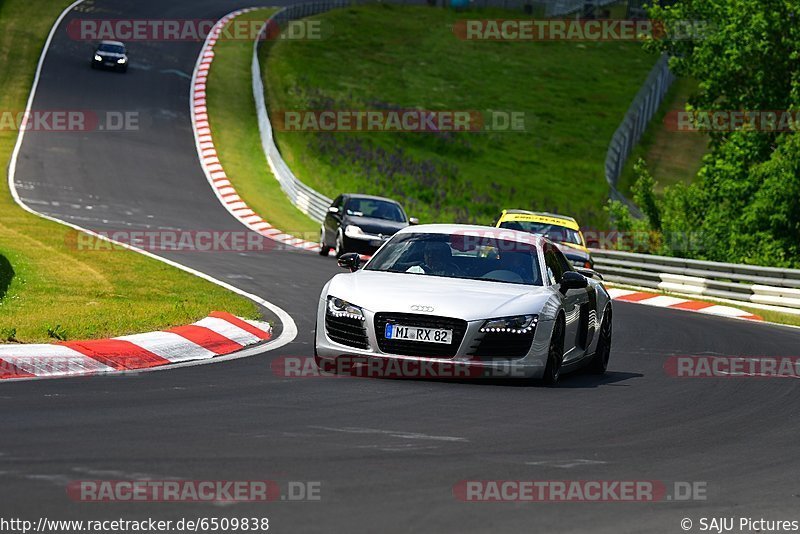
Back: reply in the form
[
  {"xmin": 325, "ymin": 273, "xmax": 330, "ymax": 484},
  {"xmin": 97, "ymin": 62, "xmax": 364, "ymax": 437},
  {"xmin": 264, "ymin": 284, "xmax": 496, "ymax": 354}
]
[
  {"xmin": 365, "ymin": 232, "xmax": 543, "ymax": 286},
  {"xmin": 345, "ymin": 198, "xmax": 406, "ymax": 222},
  {"xmin": 98, "ymin": 44, "xmax": 125, "ymax": 54},
  {"xmin": 499, "ymin": 221, "xmax": 583, "ymax": 245}
]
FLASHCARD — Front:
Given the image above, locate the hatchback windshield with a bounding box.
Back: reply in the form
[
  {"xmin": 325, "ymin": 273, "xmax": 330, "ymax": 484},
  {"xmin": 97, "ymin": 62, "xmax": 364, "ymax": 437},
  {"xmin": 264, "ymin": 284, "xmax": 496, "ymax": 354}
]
[
  {"xmin": 499, "ymin": 221, "xmax": 583, "ymax": 245},
  {"xmin": 98, "ymin": 44, "xmax": 125, "ymax": 54},
  {"xmin": 365, "ymin": 232, "xmax": 543, "ymax": 285},
  {"xmin": 345, "ymin": 198, "xmax": 406, "ymax": 222}
]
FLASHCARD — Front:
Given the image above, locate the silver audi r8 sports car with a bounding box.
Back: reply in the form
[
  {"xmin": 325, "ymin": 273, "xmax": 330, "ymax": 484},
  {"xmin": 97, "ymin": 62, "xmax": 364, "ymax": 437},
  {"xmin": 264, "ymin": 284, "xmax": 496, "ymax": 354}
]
[{"xmin": 314, "ymin": 224, "xmax": 613, "ymax": 385}]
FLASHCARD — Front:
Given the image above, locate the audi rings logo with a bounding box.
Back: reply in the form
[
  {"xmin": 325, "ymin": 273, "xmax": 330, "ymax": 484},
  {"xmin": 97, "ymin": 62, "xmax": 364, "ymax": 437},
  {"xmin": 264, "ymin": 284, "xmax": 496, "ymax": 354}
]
[{"xmin": 410, "ymin": 305, "xmax": 434, "ymax": 313}]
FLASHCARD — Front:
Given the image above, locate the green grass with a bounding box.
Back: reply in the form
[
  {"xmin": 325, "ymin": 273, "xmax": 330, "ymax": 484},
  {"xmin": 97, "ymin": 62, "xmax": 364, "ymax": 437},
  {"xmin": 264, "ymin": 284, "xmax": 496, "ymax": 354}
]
[
  {"xmin": 262, "ymin": 4, "xmax": 658, "ymax": 227},
  {"xmin": 206, "ymin": 8, "xmax": 319, "ymax": 241},
  {"xmin": 0, "ymin": 0, "xmax": 258, "ymax": 343},
  {"xmin": 617, "ymin": 77, "xmax": 709, "ymax": 194}
]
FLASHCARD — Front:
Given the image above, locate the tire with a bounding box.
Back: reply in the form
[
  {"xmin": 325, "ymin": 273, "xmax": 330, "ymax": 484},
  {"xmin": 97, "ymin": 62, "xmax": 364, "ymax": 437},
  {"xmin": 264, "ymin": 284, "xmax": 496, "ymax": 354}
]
[
  {"xmin": 586, "ymin": 308, "xmax": 612, "ymax": 375},
  {"xmin": 318, "ymin": 228, "xmax": 330, "ymax": 256},
  {"xmin": 334, "ymin": 231, "xmax": 345, "ymax": 258},
  {"xmin": 543, "ymin": 316, "xmax": 565, "ymax": 386}
]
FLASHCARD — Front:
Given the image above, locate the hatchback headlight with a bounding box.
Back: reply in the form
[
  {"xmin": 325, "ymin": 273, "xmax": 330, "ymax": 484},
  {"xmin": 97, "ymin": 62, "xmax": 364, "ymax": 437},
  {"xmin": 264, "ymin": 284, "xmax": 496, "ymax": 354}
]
[
  {"xmin": 327, "ymin": 296, "xmax": 365, "ymax": 320},
  {"xmin": 344, "ymin": 225, "xmax": 365, "ymax": 239},
  {"xmin": 94, "ymin": 54, "xmax": 102, "ymax": 61},
  {"xmin": 117, "ymin": 57, "xmax": 127, "ymax": 63},
  {"xmin": 480, "ymin": 314, "xmax": 538, "ymax": 334}
]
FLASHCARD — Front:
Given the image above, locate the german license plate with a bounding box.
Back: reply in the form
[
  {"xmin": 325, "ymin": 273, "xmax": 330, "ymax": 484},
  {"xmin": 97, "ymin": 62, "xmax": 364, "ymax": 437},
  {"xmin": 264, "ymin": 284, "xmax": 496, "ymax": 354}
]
[{"xmin": 384, "ymin": 324, "xmax": 452, "ymax": 344}]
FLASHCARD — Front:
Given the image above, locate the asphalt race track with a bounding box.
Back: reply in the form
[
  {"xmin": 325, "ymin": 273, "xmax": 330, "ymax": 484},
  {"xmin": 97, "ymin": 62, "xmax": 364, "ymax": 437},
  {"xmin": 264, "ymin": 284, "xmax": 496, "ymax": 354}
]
[{"xmin": 5, "ymin": 1, "xmax": 800, "ymax": 532}]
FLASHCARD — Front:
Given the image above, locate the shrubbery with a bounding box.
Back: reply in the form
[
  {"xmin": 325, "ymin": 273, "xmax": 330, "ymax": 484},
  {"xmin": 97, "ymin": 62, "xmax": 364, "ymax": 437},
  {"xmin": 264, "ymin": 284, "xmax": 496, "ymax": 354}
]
[{"xmin": 610, "ymin": 0, "xmax": 800, "ymax": 267}]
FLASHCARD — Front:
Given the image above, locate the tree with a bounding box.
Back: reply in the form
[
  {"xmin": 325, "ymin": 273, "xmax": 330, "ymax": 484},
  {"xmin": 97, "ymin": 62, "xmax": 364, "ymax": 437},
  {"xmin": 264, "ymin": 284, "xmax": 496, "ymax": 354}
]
[{"xmin": 610, "ymin": 0, "xmax": 800, "ymax": 267}]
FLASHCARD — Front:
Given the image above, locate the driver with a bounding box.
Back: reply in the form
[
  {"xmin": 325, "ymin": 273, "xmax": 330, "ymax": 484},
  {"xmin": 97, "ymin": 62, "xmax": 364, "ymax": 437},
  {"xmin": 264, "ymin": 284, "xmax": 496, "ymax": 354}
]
[
  {"xmin": 406, "ymin": 241, "xmax": 456, "ymax": 276},
  {"xmin": 499, "ymin": 251, "xmax": 535, "ymax": 284}
]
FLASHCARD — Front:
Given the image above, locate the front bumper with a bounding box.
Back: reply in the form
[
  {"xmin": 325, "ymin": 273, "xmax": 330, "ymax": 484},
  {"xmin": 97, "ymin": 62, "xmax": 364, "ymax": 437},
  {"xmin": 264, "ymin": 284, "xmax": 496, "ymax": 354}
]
[
  {"xmin": 340, "ymin": 234, "xmax": 388, "ymax": 255},
  {"xmin": 315, "ymin": 301, "xmax": 554, "ymax": 379},
  {"xmin": 93, "ymin": 58, "xmax": 127, "ymax": 70}
]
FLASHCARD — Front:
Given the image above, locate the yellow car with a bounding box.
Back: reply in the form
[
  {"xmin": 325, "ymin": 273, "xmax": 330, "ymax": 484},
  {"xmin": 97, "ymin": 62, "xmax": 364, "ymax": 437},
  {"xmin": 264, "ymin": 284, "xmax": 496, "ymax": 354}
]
[{"xmin": 495, "ymin": 210, "xmax": 594, "ymax": 269}]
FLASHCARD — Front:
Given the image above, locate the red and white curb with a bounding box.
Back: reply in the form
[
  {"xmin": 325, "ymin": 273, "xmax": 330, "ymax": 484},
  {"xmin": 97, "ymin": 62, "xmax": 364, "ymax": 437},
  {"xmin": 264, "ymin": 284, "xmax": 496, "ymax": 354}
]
[
  {"xmin": 0, "ymin": 312, "xmax": 271, "ymax": 381},
  {"xmin": 608, "ymin": 288, "xmax": 762, "ymax": 321},
  {"xmin": 191, "ymin": 9, "xmax": 320, "ymax": 253}
]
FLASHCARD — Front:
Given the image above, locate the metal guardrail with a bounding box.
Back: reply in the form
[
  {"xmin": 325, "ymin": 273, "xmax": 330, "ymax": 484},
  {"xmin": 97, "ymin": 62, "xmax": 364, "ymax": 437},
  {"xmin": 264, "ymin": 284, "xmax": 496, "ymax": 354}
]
[
  {"xmin": 252, "ymin": 3, "xmax": 343, "ymax": 223},
  {"xmin": 591, "ymin": 249, "xmax": 800, "ymax": 311},
  {"xmin": 546, "ymin": 0, "xmax": 619, "ymax": 16},
  {"xmin": 604, "ymin": 54, "xmax": 675, "ymax": 211}
]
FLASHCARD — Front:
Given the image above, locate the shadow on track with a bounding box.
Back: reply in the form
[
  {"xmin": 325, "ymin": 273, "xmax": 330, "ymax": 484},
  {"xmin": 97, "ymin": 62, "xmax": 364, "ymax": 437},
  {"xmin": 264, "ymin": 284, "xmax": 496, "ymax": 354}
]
[
  {"xmin": 334, "ymin": 365, "xmax": 643, "ymax": 389},
  {"xmin": 438, "ymin": 370, "xmax": 644, "ymax": 389},
  {"xmin": 555, "ymin": 370, "xmax": 643, "ymax": 388}
]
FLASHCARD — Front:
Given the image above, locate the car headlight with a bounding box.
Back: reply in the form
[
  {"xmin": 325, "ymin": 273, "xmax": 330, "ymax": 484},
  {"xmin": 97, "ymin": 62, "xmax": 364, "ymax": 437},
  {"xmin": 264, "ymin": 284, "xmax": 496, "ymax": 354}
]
[
  {"xmin": 344, "ymin": 225, "xmax": 365, "ymax": 239},
  {"xmin": 117, "ymin": 57, "xmax": 127, "ymax": 63},
  {"xmin": 480, "ymin": 314, "xmax": 538, "ymax": 334},
  {"xmin": 94, "ymin": 54, "xmax": 102, "ymax": 61},
  {"xmin": 327, "ymin": 296, "xmax": 365, "ymax": 321}
]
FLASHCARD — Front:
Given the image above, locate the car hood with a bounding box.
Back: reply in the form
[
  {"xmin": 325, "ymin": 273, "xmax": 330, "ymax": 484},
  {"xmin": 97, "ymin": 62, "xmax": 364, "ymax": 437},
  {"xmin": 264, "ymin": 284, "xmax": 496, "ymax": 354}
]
[
  {"xmin": 326, "ymin": 270, "xmax": 553, "ymax": 321},
  {"xmin": 96, "ymin": 51, "xmax": 125, "ymax": 59},
  {"xmin": 344, "ymin": 216, "xmax": 407, "ymax": 236},
  {"xmin": 555, "ymin": 241, "xmax": 589, "ymax": 257}
]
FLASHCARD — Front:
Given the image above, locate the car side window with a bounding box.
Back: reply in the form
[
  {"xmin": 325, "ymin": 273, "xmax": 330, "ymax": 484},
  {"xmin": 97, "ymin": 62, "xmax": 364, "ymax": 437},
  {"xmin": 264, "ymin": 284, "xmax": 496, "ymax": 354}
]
[
  {"xmin": 554, "ymin": 247, "xmax": 574, "ymax": 274},
  {"xmin": 543, "ymin": 247, "xmax": 563, "ymax": 285},
  {"xmin": 333, "ymin": 195, "xmax": 344, "ymax": 213}
]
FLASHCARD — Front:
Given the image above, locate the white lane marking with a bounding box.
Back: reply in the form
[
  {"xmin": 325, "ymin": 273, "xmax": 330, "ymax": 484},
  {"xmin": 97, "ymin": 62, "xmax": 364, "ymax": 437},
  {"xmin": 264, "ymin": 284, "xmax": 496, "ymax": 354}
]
[
  {"xmin": 698, "ymin": 305, "xmax": 753, "ymax": 318},
  {"xmin": 114, "ymin": 331, "xmax": 216, "ymax": 362},
  {"xmin": 310, "ymin": 426, "xmax": 468, "ymax": 442},
  {"xmin": 5, "ymin": 4, "xmax": 298, "ymax": 381},
  {"xmin": 636, "ymin": 295, "xmax": 688, "ymax": 308},
  {"xmin": 356, "ymin": 443, "xmax": 441, "ymax": 452},
  {"xmin": 160, "ymin": 68, "xmax": 191, "ymax": 79},
  {"xmin": 0, "ymin": 345, "xmax": 114, "ymax": 376},
  {"xmin": 606, "ymin": 288, "xmax": 638, "ymax": 299},
  {"xmin": 525, "ymin": 459, "xmax": 608, "ymax": 468},
  {"xmin": 193, "ymin": 316, "xmax": 261, "ymax": 345}
]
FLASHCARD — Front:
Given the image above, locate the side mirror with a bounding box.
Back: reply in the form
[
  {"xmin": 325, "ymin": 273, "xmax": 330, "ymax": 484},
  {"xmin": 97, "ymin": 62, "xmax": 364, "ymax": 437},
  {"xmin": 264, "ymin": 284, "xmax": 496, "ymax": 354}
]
[
  {"xmin": 408, "ymin": 217, "xmax": 419, "ymax": 225},
  {"xmin": 337, "ymin": 252, "xmax": 361, "ymax": 272},
  {"xmin": 575, "ymin": 267, "xmax": 603, "ymax": 281},
  {"xmin": 328, "ymin": 206, "xmax": 339, "ymax": 214},
  {"xmin": 560, "ymin": 271, "xmax": 588, "ymax": 292}
]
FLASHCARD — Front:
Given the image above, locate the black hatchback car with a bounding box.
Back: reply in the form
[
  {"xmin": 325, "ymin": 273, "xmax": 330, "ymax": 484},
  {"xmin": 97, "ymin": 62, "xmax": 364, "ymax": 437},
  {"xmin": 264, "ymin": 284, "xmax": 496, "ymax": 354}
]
[
  {"xmin": 91, "ymin": 40, "xmax": 128, "ymax": 72},
  {"xmin": 319, "ymin": 194, "xmax": 417, "ymax": 257}
]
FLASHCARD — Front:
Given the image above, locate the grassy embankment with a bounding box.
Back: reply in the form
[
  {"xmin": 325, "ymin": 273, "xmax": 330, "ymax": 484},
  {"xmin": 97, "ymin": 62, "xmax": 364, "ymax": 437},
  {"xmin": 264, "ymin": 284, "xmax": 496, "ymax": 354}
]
[
  {"xmin": 262, "ymin": 4, "xmax": 658, "ymax": 228},
  {"xmin": 0, "ymin": 0, "xmax": 258, "ymax": 343}
]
